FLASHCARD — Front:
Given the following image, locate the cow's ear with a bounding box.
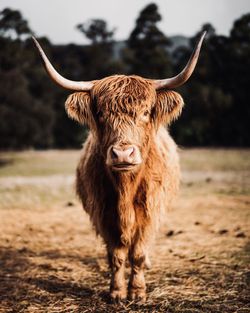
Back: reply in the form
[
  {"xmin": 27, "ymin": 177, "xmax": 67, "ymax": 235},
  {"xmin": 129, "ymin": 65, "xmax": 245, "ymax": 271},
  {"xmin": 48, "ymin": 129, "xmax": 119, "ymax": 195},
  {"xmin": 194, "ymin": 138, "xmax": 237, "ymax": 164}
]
[
  {"xmin": 154, "ymin": 90, "xmax": 184, "ymax": 125},
  {"xmin": 65, "ymin": 92, "xmax": 92, "ymax": 125}
]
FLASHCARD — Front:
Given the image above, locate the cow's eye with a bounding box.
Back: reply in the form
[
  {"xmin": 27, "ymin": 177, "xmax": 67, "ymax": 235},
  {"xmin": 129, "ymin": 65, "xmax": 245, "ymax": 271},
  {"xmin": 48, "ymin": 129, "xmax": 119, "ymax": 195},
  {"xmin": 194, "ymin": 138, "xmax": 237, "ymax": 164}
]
[{"xmin": 141, "ymin": 110, "xmax": 150, "ymax": 122}]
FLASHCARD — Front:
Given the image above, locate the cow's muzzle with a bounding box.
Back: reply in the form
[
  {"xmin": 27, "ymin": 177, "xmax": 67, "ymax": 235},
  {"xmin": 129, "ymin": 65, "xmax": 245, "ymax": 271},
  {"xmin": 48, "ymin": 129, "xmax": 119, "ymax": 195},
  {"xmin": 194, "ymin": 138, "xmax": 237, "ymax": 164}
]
[{"xmin": 106, "ymin": 145, "xmax": 142, "ymax": 171}]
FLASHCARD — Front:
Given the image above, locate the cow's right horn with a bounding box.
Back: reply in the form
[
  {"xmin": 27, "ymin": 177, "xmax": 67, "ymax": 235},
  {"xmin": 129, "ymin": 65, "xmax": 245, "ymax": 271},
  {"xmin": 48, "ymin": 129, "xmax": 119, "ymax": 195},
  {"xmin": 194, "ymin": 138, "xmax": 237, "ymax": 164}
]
[{"xmin": 32, "ymin": 37, "xmax": 94, "ymax": 91}]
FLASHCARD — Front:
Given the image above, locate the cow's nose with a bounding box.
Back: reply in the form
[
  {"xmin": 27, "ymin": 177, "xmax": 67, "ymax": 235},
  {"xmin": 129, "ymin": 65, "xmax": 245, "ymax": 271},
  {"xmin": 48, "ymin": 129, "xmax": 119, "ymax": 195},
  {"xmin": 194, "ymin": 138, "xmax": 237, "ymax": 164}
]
[
  {"xmin": 106, "ymin": 145, "xmax": 142, "ymax": 169},
  {"xmin": 111, "ymin": 146, "xmax": 135, "ymax": 163}
]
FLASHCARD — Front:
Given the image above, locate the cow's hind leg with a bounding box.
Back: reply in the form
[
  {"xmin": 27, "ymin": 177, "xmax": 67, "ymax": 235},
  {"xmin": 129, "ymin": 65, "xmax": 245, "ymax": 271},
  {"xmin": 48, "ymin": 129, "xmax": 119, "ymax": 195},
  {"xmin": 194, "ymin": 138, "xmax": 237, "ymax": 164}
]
[
  {"xmin": 108, "ymin": 246, "xmax": 128, "ymax": 302},
  {"xmin": 128, "ymin": 242, "xmax": 147, "ymax": 302}
]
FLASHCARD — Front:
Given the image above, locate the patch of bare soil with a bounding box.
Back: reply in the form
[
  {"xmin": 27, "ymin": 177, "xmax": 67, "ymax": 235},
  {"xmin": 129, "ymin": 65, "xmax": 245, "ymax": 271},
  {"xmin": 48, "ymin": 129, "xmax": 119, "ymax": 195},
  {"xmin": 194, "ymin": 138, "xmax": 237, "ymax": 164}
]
[
  {"xmin": 0, "ymin": 148, "xmax": 249, "ymax": 312},
  {"xmin": 0, "ymin": 194, "xmax": 249, "ymax": 313}
]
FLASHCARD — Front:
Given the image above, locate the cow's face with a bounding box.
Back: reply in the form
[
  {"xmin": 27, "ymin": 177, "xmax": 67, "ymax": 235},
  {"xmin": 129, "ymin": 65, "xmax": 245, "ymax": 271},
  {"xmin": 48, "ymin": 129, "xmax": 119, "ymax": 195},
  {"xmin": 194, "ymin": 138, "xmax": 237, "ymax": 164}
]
[
  {"xmin": 65, "ymin": 75, "xmax": 183, "ymax": 172},
  {"xmin": 33, "ymin": 33, "xmax": 204, "ymax": 172},
  {"xmin": 33, "ymin": 33, "xmax": 205, "ymax": 172}
]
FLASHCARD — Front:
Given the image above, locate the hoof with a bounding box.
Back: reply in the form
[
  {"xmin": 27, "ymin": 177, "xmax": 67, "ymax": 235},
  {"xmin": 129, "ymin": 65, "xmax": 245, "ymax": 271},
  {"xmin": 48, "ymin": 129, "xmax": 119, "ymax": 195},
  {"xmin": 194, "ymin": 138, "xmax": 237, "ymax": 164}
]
[
  {"xmin": 110, "ymin": 289, "xmax": 127, "ymax": 304},
  {"xmin": 128, "ymin": 287, "xmax": 146, "ymax": 303}
]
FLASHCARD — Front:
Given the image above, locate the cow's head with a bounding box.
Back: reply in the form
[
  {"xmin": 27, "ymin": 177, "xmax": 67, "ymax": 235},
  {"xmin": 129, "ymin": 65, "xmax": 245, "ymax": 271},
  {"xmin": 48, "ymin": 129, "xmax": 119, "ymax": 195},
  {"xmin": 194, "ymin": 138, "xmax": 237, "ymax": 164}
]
[{"xmin": 33, "ymin": 32, "xmax": 205, "ymax": 173}]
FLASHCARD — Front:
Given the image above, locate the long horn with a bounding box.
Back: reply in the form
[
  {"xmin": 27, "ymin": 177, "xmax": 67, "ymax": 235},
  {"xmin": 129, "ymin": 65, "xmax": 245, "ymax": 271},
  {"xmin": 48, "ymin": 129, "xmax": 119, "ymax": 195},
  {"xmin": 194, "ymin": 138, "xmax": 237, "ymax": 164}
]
[
  {"xmin": 32, "ymin": 36, "xmax": 94, "ymax": 91},
  {"xmin": 153, "ymin": 31, "xmax": 206, "ymax": 90}
]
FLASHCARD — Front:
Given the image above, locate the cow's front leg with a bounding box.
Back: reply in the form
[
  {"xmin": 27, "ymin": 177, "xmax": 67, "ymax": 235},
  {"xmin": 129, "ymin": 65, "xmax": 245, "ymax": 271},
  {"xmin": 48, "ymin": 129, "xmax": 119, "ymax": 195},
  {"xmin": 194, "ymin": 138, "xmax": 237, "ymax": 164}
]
[
  {"xmin": 108, "ymin": 246, "xmax": 128, "ymax": 302},
  {"xmin": 128, "ymin": 243, "xmax": 147, "ymax": 302}
]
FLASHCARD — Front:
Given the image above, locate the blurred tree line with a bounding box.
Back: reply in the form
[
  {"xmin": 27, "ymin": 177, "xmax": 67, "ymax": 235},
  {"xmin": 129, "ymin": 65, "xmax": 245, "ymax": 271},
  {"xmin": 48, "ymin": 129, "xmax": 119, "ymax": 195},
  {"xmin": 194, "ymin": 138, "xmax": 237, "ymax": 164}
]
[{"xmin": 0, "ymin": 4, "xmax": 249, "ymax": 149}]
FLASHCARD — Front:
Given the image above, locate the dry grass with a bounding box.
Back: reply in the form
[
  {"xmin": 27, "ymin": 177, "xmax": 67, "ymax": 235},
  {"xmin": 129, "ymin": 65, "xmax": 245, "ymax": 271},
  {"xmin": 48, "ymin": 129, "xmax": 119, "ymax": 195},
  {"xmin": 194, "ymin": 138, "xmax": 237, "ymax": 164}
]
[{"xmin": 0, "ymin": 149, "xmax": 249, "ymax": 313}]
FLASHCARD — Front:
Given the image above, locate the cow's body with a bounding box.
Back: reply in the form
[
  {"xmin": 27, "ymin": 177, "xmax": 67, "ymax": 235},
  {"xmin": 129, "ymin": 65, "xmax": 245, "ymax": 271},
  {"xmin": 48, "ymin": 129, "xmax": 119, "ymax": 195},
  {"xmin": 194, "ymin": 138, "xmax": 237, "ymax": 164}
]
[
  {"xmin": 33, "ymin": 32, "xmax": 205, "ymax": 302},
  {"xmin": 77, "ymin": 126, "xmax": 179, "ymax": 246},
  {"xmin": 76, "ymin": 123, "xmax": 179, "ymax": 301},
  {"xmin": 65, "ymin": 75, "xmax": 184, "ymax": 301}
]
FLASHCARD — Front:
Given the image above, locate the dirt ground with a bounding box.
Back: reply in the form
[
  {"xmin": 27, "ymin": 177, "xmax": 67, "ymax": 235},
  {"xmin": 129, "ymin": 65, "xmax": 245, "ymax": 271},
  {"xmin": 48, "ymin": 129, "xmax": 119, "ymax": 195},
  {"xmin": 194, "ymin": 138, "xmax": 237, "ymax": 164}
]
[{"xmin": 0, "ymin": 149, "xmax": 249, "ymax": 313}]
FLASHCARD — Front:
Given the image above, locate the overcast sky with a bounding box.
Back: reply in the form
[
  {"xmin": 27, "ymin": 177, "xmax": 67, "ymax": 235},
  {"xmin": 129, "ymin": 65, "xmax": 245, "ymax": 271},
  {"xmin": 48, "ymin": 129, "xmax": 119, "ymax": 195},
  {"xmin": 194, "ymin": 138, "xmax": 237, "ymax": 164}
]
[{"xmin": 1, "ymin": 0, "xmax": 250, "ymax": 44}]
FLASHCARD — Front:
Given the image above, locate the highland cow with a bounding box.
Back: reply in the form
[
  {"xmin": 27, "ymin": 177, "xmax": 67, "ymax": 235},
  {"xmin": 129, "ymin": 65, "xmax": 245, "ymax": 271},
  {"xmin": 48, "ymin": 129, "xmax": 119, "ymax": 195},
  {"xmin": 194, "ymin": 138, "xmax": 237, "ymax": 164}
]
[{"xmin": 33, "ymin": 32, "xmax": 205, "ymax": 302}]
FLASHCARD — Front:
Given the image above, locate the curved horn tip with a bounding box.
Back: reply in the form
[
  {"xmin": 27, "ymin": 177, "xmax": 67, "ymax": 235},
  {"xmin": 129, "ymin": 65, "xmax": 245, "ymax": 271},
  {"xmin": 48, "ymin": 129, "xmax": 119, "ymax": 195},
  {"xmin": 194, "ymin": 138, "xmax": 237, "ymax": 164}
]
[
  {"xmin": 194, "ymin": 31, "xmax": 206, "ymax": 52},
  {"xmin": 201, "ymin": 31, "xmax": 207, "ymax": 40},
  {"xmin": 32, "ymin": 36, "xmax": 40, "ymax": 49},
  {"xmin": 154, "ymin": 30, "xmax": 207, "ymax": 90},
  {"xmin": 197, "ymin": 31, "xmax": 207, "ymax": 48},
  {"xmin": 32, "ymin": 36, "xmax": 94, "ymax": 91}
]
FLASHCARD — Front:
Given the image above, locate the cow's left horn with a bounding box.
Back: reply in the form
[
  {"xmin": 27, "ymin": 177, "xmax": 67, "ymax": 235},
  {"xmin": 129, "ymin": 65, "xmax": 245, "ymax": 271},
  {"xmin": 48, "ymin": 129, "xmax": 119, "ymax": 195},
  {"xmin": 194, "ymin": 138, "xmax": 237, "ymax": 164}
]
[
  {"xmin": 153, "ymin": 31, "xmax": 206, "ymax": 90},
  {"xmin": 32, "ymin": 37, "xmax": 94, "ymax": 91}
]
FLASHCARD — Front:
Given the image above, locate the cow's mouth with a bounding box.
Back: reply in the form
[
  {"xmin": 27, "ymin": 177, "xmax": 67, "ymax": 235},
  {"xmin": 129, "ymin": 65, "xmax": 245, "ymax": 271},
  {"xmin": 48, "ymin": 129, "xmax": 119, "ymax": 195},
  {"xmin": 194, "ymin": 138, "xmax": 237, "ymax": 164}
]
[{"xmin": 111, "ymin": 163, "xmax": 139, "ymax": 172}]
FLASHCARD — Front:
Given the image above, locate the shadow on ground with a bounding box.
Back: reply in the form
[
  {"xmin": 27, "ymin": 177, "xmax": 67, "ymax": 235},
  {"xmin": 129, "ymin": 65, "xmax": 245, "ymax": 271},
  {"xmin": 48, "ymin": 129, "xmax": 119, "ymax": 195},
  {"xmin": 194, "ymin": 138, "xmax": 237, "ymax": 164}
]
[{"xmin": 0, "ymin": 245, "xmax": 249, "ymax": 313}]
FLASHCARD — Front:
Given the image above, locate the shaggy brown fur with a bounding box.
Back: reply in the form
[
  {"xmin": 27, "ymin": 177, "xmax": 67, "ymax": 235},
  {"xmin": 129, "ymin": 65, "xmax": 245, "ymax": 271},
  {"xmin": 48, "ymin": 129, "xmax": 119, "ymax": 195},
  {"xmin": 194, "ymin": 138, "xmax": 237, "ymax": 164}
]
[{"xmin": 65, "ymin": 75, "xmax": 184, "ymax": 302}]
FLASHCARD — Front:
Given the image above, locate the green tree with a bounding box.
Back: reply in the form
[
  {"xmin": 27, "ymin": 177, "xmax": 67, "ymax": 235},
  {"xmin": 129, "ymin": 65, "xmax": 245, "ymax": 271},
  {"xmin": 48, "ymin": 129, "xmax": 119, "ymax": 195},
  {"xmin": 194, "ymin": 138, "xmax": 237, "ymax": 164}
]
[
  {"xmin": 0, "ymin": 65, "xmax": 54, "ymax": 149},
  {"xmin": 171, "ymin": 23, "xmax": 233, "ymax": 146},
  {"xmin": 76, "ymin": 19, "xmax": 124, "ymax": 79},
  {"xmin": 77, "ymin": 19, "xmax": 114, "ymax": 44},
  {"xmin": 225, "ymin": 13, "xmax": 250, "ymax": 146},
  {"xmin": 0, "ymin": 9, "xmax": 55, "ymax": 149},
  {"xmin": 124, "ymin": 3, "xmax": 172, "ymax": 78},
  {"xmin": 0, "ymin": 8, "xmax": 31, "ymax": 39}
]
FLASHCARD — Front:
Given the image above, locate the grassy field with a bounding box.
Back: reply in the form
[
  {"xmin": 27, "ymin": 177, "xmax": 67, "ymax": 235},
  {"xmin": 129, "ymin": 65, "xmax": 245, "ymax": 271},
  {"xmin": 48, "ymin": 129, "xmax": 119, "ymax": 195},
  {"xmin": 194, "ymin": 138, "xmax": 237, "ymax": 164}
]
[{"xmin": 0, "ymin": 149, "xmax": 249, "ymax": 313}]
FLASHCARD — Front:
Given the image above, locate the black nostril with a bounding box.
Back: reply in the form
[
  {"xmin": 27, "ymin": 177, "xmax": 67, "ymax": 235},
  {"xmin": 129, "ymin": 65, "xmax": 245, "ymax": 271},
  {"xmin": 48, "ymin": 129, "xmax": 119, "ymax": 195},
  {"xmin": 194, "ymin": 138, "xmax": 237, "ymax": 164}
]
[{"xmin": 111, "ymin": 148, "xmax": 118, "ymax": 159}]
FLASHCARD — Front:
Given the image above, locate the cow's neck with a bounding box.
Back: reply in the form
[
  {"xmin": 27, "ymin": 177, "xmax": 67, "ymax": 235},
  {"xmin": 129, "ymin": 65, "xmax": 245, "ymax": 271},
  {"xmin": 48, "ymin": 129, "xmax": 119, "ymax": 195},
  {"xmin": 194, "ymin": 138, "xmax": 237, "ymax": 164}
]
[
  {"xmin": 111, "ymin": 153, "xmax": 146, "ymax": 197},
  {"xmin": 107, "ymin": 149, "xmax": 150, "ymax": 246}
]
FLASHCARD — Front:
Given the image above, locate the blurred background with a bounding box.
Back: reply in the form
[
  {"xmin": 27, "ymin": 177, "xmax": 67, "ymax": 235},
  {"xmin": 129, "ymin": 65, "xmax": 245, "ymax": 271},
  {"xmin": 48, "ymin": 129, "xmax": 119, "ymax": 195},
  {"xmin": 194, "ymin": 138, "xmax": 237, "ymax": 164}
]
[
  {"xmin": 1, "ymin": 2, "xmax": 250, "ymax": 312},
  {"xmin": 0, "ymin": 0, "xmax": 250, "ymax": 149}
]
